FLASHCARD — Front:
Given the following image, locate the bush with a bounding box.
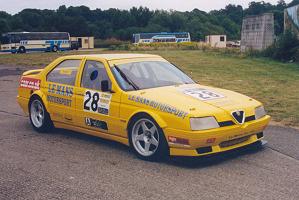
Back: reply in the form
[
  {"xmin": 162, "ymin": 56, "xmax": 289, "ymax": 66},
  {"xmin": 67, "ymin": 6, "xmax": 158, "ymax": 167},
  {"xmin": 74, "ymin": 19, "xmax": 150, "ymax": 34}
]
[
  {"xmin": 121, "ymin": 42, "xmax": 216, "ymax": 51},
  {"xmin": 263, "ymin": 30, "xmax": 299, "ymax": 62},
  {"xmin": 135, "ymin": 42, "xmax": 199, "ymax": 50},
  {"xmin": 94, "ymin": 38, "xmax": 130, "ymax": 48},
  {"xmin": 246, "ymin": 48, "xmax": 263, "ymax": 57}
]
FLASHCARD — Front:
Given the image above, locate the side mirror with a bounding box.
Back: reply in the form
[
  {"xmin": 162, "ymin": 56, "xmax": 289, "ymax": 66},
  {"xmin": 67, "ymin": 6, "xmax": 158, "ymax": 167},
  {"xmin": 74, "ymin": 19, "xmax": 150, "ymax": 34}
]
[{"xmin": 101, "ymin": 80, "xmax": 110, "ymax": 92}]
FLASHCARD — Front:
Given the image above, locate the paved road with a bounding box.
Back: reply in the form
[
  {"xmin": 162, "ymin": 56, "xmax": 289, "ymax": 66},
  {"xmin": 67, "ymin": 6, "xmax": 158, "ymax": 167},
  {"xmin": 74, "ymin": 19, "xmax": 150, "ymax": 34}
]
[{"xmin": 0, "ymin": 65, "xmax": 298, "ymax": 200}]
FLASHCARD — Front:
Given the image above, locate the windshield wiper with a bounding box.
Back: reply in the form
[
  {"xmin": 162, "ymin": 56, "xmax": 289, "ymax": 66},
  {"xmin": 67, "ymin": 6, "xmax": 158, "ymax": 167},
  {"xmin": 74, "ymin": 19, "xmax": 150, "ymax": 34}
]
[{"xmin": 114, "ymin": 65, "xmax": 139, "ymax": 90}]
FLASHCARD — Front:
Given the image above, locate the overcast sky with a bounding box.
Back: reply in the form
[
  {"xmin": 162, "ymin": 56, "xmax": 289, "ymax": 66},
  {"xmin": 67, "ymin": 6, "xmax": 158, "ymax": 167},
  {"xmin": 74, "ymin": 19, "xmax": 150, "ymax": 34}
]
[{"xmin": 1, "ymin": 0, "xmax": 293, "ymax": 14}]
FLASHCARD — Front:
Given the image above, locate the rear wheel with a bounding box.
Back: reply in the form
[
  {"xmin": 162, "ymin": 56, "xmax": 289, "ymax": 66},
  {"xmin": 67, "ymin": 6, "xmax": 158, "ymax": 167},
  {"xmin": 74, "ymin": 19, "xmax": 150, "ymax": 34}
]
[
  {"xmin": 129, "ymin": 114, "xmax": 169, "ymax": 161},
  {"xmin": 29, "ymin": 96, "xmax": 53, "ymax": 132},
  {"xmin": 18, "ymin": 46, "xmax": 26, "ymax": 54}
]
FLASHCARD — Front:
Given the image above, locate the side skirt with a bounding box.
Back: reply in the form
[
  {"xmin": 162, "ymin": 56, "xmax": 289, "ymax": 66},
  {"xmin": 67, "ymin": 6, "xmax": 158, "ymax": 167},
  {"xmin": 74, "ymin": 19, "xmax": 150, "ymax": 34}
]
[{"xmin": 53, "ymin": 122, "xmax": 129, "ymax": 146}]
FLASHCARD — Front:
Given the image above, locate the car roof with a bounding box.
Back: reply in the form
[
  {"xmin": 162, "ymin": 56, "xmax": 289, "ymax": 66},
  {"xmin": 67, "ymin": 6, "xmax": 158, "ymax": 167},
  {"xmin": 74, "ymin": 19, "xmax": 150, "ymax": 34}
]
[{"xmin": 61, "ymin": 54, "xmax": 162, "ymax": 61}]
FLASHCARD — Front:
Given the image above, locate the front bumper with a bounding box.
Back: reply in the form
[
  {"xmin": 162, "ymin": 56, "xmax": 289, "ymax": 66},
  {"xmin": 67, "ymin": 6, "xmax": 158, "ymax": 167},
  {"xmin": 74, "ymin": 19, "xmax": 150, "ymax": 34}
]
[{"xmin": 164, "ymin": 115, "xmax": 271, "ymax": 156}]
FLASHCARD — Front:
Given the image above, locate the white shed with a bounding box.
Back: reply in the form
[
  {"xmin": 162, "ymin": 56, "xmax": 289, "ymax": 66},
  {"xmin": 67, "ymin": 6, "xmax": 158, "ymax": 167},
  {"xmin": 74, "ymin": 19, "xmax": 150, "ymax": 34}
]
[
  {"xmin": 70, "ymin": 36, "xmax": 94, "ymax": 49},
  {"xmin": 205, "ymin": 35, "xmax": 227, "ymax": 48}
]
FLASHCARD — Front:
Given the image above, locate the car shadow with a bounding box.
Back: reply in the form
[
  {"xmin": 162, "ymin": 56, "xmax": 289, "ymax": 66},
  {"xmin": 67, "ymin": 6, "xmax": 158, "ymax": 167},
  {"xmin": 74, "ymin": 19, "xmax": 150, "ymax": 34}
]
[
  {"xmin": 47, "ymin": 127, "xmax": 130, "ymax": 153},
  {"xmin": 165, "ymin": 142, "xmax": 266, "ymax": 168},
  {"xmin": 42, "ymin": 127, "xmax": 266, "ymax": 168}
]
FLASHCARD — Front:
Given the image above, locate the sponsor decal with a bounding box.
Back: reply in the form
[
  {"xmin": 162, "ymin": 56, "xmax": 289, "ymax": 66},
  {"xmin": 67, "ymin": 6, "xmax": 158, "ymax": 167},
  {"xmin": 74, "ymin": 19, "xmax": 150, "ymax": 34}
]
[
  {"xmin": 59, "ymin": 69, "xmax": 73, "ymax": 75},
  {"xmin": 48, "ymin": 83, "xmax": 73, "ymax": 97},
  {"xmin": 47, "ymin": 95, "xmax": 72, "ymax": 107},
  {"xmin": 128, "ymin": 95, "xmax": 188, "ymax": 119},
  {"xmin": 20, "ymin": 77, "xmax": 40, "ymax": 90},
  {"xmin": 85, "ymin": 117, "xmax": 108, "ymax": 130},
  {"xmin": 83, "ymin": 90, "xmax": 112, "ymax": 115},
  {"xmin": 181, "ymin": 88, "xmax": 224, "ymax": 101}
]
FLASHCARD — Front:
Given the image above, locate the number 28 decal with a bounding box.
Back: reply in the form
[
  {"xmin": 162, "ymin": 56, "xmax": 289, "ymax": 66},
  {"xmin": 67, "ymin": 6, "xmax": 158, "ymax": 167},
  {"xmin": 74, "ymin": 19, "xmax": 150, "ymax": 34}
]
[{"xmin": 83, "ymin": 90, "xmax": 112, "ymax": 115}]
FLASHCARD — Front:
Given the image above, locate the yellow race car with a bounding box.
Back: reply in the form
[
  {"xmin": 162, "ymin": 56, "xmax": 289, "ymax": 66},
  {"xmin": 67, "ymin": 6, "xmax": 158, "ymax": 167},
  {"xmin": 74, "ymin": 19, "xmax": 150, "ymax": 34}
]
[{"xmin": 17, "ymin": 54, "xmax": 270, "ymax": 160}]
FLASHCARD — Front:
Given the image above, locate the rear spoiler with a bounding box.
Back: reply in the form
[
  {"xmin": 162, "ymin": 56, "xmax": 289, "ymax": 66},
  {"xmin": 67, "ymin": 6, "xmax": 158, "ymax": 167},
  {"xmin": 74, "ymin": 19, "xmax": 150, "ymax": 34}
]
[{"xmin": 22, "ymin": 69, "xmax": 43, "ymax": 76}]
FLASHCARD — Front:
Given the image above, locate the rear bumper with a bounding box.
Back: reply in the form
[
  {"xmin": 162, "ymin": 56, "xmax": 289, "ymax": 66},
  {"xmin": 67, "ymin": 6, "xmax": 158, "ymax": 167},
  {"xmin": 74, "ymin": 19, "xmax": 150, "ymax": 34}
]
[
  {"xmin": 164, "ymin": 115, "xmax": 271, "ymax": 156},
  {"xmin": 17, "ymin": 95, "xmax": 30, "ymax": 115}
]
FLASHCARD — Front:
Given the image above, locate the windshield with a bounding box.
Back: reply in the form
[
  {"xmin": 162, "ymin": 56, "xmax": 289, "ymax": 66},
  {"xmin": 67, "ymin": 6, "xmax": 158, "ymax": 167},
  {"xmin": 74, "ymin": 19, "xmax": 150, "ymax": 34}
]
[{"xmin": 111, "ymin": 61, "xmax": 195, "ymax": 91}]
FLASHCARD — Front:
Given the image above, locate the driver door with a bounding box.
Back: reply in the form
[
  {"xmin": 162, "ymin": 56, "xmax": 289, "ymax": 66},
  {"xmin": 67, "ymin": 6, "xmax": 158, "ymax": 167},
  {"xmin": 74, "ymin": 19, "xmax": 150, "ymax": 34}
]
[{"xmin": 75, "ymin": 59, "xmax": 122, "ymax": 136}]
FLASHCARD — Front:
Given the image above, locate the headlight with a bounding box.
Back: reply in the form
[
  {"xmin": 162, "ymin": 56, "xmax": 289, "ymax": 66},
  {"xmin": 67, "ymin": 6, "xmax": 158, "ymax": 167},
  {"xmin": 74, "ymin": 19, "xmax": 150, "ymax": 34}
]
[
  {"xmin": 190, "ymin": 117, "xmax": 219, "ymax": 131},
  {"xmin": 255, "ymin": 106, "xmax": 266, "ymax": 120}
]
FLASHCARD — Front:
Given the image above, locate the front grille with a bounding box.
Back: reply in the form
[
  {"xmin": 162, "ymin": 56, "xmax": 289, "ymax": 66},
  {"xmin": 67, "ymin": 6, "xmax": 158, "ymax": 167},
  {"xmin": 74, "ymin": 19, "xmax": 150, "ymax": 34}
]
[
  {"xmin": 245, "ymin": 115, "xmax": 255, "ymax": 122},
  {"xmin": 218, "ymin": 120, "xmax": 235, "ymax": 127},
  {"xmin": 218, "ymin": 115, "xmax": 255, "ymax": 128},
  {"xmin": 219, "ymin": 135, "xmax": 250, "ymax": 148}
]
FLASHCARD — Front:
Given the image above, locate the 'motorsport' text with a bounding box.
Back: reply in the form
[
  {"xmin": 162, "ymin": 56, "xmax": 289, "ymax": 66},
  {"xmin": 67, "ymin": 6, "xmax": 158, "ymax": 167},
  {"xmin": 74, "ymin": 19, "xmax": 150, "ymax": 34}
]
[
  {"xmin": 47, "ymin": 95, "xmax": 72, "ymax": 107},
  {"xmin": 128, "ymin": 95, "xmax": 188, "ymax": 119}
]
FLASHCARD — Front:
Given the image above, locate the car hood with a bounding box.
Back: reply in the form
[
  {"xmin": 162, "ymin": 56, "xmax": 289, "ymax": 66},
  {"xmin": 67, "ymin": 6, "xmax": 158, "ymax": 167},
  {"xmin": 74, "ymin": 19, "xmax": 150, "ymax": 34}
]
[{"xmin": 127, "ymin": 84, "xmax": 261, "ymax": 117}]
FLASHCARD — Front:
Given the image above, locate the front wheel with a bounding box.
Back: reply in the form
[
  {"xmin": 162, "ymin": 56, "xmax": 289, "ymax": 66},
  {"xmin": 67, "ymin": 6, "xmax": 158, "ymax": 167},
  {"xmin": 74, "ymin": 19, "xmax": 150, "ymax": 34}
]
[
  {"xmin": 129, "ymin": 114, "xmax": 169, "ymax": 161},
  {"xmin": 52, "ymin": 45, "xmax": 58, "ymax": 52},
  {"xmin": 29, "ymin": 96, "xmax": 53, "ymax": 132}
]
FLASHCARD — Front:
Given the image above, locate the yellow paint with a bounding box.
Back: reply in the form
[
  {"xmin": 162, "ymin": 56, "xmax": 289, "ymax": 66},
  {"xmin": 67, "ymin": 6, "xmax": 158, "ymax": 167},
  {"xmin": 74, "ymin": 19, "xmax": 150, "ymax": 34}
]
[{"xmin": 17, "ymin": 54, "xmax": 271, "ymax": 157}]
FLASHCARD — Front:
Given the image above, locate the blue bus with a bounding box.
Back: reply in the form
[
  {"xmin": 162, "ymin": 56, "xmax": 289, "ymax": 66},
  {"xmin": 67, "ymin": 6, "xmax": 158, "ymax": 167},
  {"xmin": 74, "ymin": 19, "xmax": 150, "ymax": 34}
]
[
  {"xmin": 132, "ymin": 32, "xmax": 191, "ymax": 44},
  {"xmin": 0, "ymin": 32, "xmax": 71, "ymax": 53}
]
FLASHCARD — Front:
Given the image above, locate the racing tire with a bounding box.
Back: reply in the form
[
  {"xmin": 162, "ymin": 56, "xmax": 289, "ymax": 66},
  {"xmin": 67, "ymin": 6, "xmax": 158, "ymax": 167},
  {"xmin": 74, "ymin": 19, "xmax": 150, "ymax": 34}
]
[
  {"xmin": 18, "ymin": 46, "xmax": 26, "ymax": 54},
  {"xmin": 29, "ymin": 96, "xmax": 53, "ymax": 132},
  {"xmin": 52, "ymin": 45, "xmax": 58, "ymax": 52},
  {"xmin": 128, "ymin": 113, "xmax": 169, "ymax": 161}
]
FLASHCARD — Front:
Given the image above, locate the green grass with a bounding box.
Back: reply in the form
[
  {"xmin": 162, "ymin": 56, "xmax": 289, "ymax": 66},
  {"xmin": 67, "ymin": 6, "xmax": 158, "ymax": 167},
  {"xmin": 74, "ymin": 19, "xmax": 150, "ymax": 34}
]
[{"xmin": 0, "ymin": 49, "xmax": 298, "ymax": 126}]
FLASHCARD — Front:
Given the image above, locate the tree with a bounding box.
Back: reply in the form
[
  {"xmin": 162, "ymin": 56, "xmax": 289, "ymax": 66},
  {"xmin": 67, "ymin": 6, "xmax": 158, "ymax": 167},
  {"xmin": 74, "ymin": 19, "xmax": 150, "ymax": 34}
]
[
  {"xmin": 277, "ymin": 0, "xmax": 287, "ymax": 9},
  {"xmin": 288, "ymin": 0, "xmax": 299, "ymax": 7},
  {"xmin": 0, "ymin": 3, "xmax": 290, "ymax": 41},
  {"xmin": 130, "ymin": 7, "xmax": 153, "ymax": 27},
  {"xmin": 245, "ymin": 1, "xmax": 275, "ymax": 15},
  {"xmin": 0, "ymin": 19, "xmax": 10, "ymax": 35},
  {"xmin": 0, "ymin": 11, "xmax": 11, "ymax": 35}
]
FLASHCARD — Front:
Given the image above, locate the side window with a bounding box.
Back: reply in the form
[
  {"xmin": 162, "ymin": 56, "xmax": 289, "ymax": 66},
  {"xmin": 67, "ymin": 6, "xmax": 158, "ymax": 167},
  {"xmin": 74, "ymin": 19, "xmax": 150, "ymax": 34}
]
[
  {"xmin": 47, "ymin": 59, "xmax": 81, "ymax": 86},
  {"xmin": 81, "ymin": 60, "xmax": 111, "ymax": 90}
]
